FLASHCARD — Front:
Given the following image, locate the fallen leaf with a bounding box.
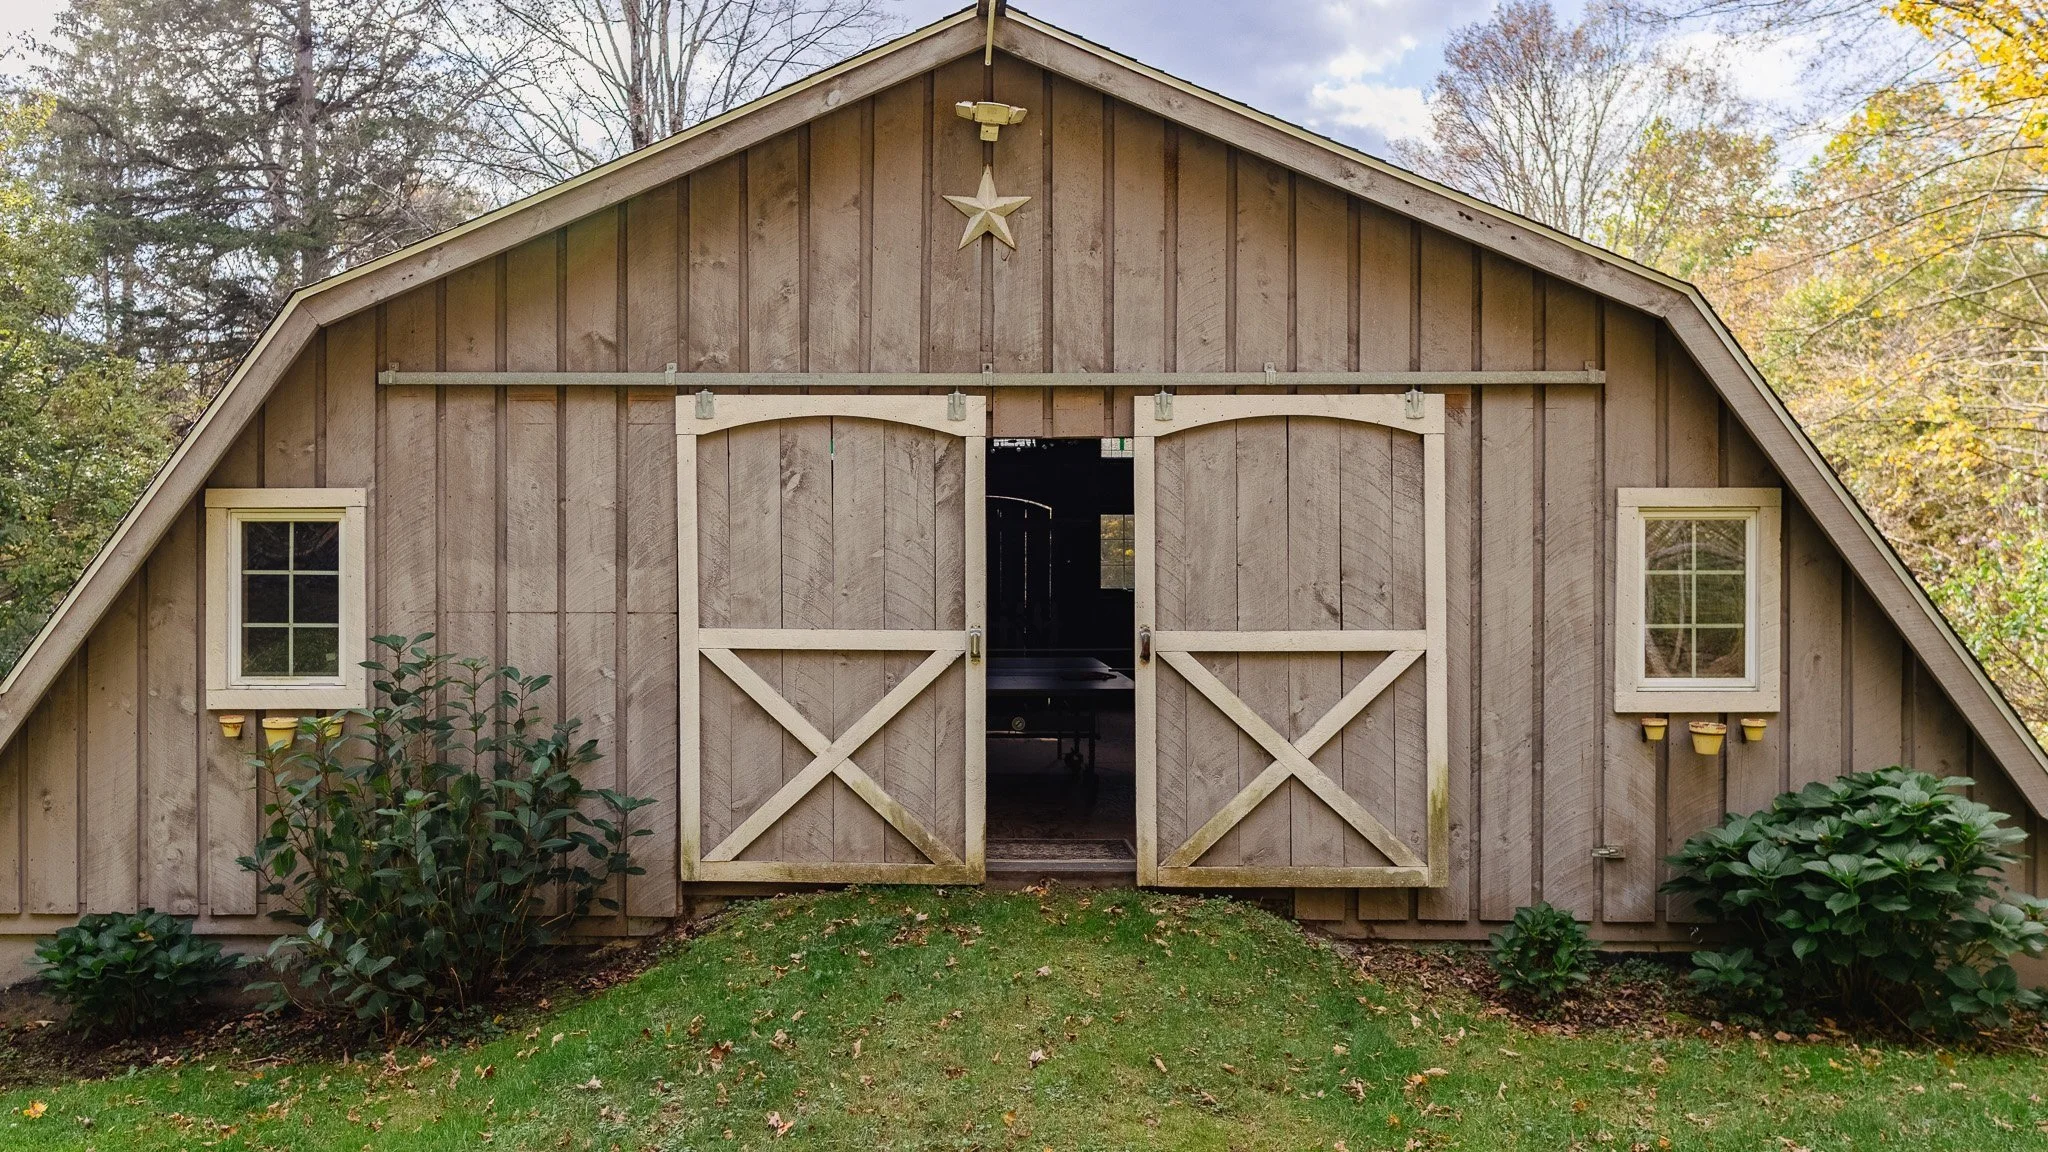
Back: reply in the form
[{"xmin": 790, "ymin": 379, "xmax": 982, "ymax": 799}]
[
  {"xmin": 1029, "ymin": 1049, "xmax": 1047, "ymax": 1067},
  {"xmin": 766, "ymin": 1111, "xmax": 794, "ymax": 1137},
  {"xmin": 576, "ymin": 1077, "xmax": 603, "ymax": 1091},
  {"xmin": 1152, "ymin": 1055, "xmax": 1168, "ymax": 1074},
  {"xmin": 1036, "ymin": 966, "xmax": 1052, "ymax": 977},
  {"xmin": 1002, "ymin": 1111, "xmax": 1017, "ymax": 1128},
  {"xmin": 21, "ymin": 1102, "xmax": 46, "ymax": 1120}
]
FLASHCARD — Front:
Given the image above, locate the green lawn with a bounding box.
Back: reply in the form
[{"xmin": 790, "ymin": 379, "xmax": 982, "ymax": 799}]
[{"xmin": 2, "ymin": 888, "xmax": 2043, "ymax": 1150}]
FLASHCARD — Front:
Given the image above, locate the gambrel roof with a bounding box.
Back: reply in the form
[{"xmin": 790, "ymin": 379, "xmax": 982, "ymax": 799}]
[{"xmin": 6, "ymin": 4, "xmax": 2045, "ymax": 812}]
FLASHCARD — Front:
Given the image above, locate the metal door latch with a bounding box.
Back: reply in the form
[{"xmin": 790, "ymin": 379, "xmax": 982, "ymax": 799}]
[
  {"xmin": 967, "ymin": 626, "xmax": 983, "ymax": 661},
  {"xmin": 695, "ymin": 389, "xmax": 716, "ymax": 419},
  {"xmin": 1138, "ymin": 625, "xmax": 1153, "ymax": 663}
]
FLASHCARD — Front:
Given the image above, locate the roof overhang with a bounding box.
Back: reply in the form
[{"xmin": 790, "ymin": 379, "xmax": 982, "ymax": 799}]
[{"xmin": 6, "ymin": 4, "xmax": 2045, "ymax": 815}]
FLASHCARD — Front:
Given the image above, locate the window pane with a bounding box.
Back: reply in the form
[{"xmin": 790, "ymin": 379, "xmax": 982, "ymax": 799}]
[
  {"xmin": 293, "ymin": 627, "xmax": 340, "ymax": 677},
  {"xmin": 295, "ymin": 574, "xmax": 339, "ymax": 624},
  {"xmin": 1694, "ymin": 574, "xmax": 1746, "ymax": 625},
  {"xmin": 1694, "ymin": 518, "xmax": 1745, "ymax": 570},
  {"xmin": 242, "ymin": 626, "xmax": 290, "ymax": 676},
  {"xmin": 1099, "ymin": 514, "xmax": 1135, "ymax": 590},
  {"xmin": 1644, "ymin": 627, "xmax": 1694, "ymax": 678},
  {"xmin": 1695, "ymin": 627, "xmax": 1746, "ymax": 678},
  {"xmin": 244, "ymin": 521, "xmax": 290, "ymax": 570},
  {"xmin": 1645, "ymin": 573, "xmax": 1691, "ymax": 625},
  {"xmin": 244, "ymin": 573, "xmax": 290, "ymax": 623},
  {"xmin": 1644, "ymin": 520, "xmax": 1693, "ymax": 571},
  {"xmin": 293, "ymin": 521, "xmax": 340, "ymax": 569}
]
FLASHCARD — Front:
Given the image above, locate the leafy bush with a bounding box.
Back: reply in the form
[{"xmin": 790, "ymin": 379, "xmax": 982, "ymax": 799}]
[
  {"xmin": 1489, "ymin": 902, "xmax": 1598, "ymax": 1006},
  {"xmin": 32, "ymin": 910, "xmax": 241, "ymax": 1035},
  {"xmin": 242, "ymin": 634, "xmax": 654, "ymax": 1030},
  {"xmin": 1666, "ymin": 767, "xmax": 2048, "ymax": 1030}
]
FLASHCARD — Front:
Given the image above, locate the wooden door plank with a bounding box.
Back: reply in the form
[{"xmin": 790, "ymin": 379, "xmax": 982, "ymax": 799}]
[
  {"xmin": 1345, "ymin": 421, "xmax": 1404, "ymax": 912},
  {"xmin": 1541, "ymin": 280, "xmax": 1601, "ymax": 919},
  {"xmin": 832, "ymin": 417, "xmax": 888, "ymax": 863},
  {"xmin": 1234, "ymin": 415, "xmax": 1291, "ymax": 870},
  {"xmin": 143, "ymin": 504, "xmax": 202, "ymax": 914},
  {"xmin": 1599, "ymin": 306, "xmax": 1659, "ymax": 922},
  {"xmin": 84, "ymin": 583, "xmax": 140, "ymax": 913},
  {"xmin": 1150, "ymin": 431, "xmax": 1188, "ymax": 860},
  {"xmin": 1183, "ymin": 422, "xmax": 1240, "ymax": 865},
  {"xmin": 723, "ymin": 421, "xmax": 783, "ymax": 858},
  {"xmin": 1476, "ymin": 253, "xmax": 1536, "ymax": 922},
  {"xmin": 1415, "ymin": 228, "xmax": 1474, "ymax": 923},
  {"xmin": 776, "ymin": 417, "xmax": 835, "ymax": 863},
  {"xmin": 1288, "ymin": 415, "xmax": 1345, "ymax": 870},
  {"xmin": 884, "ymin": 425, "xmax": 942, "ymax": 863}
]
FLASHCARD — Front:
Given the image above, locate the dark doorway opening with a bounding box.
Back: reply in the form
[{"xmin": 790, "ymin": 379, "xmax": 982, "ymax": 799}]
[{"xmin": 984, "ymin": 438, "xmax": 1137, "ymax": 873}]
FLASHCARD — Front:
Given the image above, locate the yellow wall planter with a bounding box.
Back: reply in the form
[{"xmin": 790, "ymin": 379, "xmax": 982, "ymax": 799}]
[
  {"xmin": 1740, "ymin": 717, "xmax": 1769, "ymax": 743},
  {"xmin": 1640, "ymin": 716, "xmax": 1668, "ymax": 742},
  {"xmin": 215, "ymin": 714, "xmax": 246, "ymax": 740},
  {"xmin": 260, "ymin": 716, "xmax": 299, "ymax": 750},
  {"xmin": 1688, "ymin": 720, "xmax": 1727, "ymax": 756}
]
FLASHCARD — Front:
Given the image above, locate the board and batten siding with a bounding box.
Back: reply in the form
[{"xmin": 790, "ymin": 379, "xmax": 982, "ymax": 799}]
[{"xmin": 0, "ymin": 53, "xmax": 2038, "ymax": 949}]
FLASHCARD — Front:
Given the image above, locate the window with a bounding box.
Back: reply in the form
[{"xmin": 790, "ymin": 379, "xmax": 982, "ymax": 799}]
[
  {"xmin": 1099, "ymin": 513, "xmax": 1135, "ymax": 590},
  {"xmin": 1100, "ymin": 437, "xmax": 1134, "ymax": 459},
  {"xmin": 205, "ymin": 489, "xmax": 367, "ymax": 710},
  {"xmin": 1615, "ymin": 488, "xmax": 1781, "ymax": 713}
]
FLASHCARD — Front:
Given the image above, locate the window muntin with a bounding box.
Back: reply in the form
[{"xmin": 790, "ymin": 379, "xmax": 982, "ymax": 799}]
[
  {"xmin": 1641, "ymin": 514, "xmax": 1751, "ymax": 682},
  {"xmin": 238, "ymin": 518, "xmax": 343, "ymax": 679},
  {"xmin": 1099, "ymin": 513, "xmax": 1135, "ymax": 590}
]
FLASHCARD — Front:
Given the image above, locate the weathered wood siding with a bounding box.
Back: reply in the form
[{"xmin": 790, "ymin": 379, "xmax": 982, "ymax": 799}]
[{"xmin": 0, "ymin": 52, "xmax": 2038, "ymax": 945}]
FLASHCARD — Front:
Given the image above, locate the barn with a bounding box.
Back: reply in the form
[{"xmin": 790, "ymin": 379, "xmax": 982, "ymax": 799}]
[{"xmin": 0, "ymin": 3, "xmax": 2042, "ymax": 975}]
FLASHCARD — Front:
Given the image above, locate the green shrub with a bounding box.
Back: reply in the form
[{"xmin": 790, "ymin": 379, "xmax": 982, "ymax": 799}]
[
  {"xmin": 241, "ymin": 634, "xmax": 654, "ymax": 1030},
  {"xmin": 1489, "ymin": 902, "xmax": 1598, "ymax": 1006},
  {"xmin": 1665, "ymin": 767, "xmax": 2048, "ymax": 1030},
  {"xmin": 32, "ymin": 909, "xmax": 241, "ymax": 1035}
]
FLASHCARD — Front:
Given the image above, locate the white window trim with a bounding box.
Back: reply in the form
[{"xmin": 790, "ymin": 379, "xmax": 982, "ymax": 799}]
[
  {"xmin": 205, "ymin": 488, "xmax": 369, "ymax": 711},
  {"xmin": 1614, "ymin": 487, "xmax": 1781, "ymax": 714}
]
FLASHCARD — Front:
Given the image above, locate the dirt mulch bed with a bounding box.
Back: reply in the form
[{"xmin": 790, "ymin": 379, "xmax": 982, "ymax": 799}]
[{"xmin": 0, "ymin": 924, "xmax": 696, "ymax": 1090}]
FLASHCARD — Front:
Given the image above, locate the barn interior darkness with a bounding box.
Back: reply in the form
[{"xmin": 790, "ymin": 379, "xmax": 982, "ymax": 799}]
[{"xmin": 984, "ymin": 439, "xmax": 1138, "ymax": 868}]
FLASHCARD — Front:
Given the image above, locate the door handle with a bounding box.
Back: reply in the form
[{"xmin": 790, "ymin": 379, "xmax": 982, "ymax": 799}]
[
  {"xmin": 1138, "ymin": 625, "xmax": 1152, "ymax": 663},
  {"xmin": 968, "ymin": 626, "xmax": 983, "ymax": 662}
]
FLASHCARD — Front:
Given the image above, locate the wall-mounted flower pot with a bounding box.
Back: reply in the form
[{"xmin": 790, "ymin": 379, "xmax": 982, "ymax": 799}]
[
  {"xmin": 1640, "ymin": 716, "xmax": 1668, "ymax": 742},
  {"xmin": 260, "ymin": 716, "xmax": 299, "ymax": 751},
  {"xmin": 316, "ymin": 716, "xmax": 342, "ymax": 741},
  {"xmin": 216, "ymin": 714, "xmax": 246, "ymax": 740},
  {"xmin": 1688, "ymin": 720, "xmax": 1727, "ymax": 756},
  {"xmin": 1740, "ymin": 717, "xmax": 1768, "ymax": 743}
]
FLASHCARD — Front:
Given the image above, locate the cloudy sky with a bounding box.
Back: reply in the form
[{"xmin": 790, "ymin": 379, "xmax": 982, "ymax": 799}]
[{"xmin": 0, "ymin": 0, "xmax": 1833, "ymax": 155}]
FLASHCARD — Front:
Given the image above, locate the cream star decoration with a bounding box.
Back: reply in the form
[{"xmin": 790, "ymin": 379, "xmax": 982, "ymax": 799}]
[{"xmin": 944, "ymin": 166, "xmax": 1031, "ymax": 249}]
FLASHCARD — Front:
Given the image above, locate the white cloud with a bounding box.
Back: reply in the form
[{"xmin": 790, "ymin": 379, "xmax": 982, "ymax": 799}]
[{"xmin": 1309, "ymin": 80, "xmax": 1432, "ymax": 141}]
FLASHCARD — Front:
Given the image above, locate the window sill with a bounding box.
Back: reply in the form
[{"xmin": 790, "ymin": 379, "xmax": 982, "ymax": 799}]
[
  {"xmin": 1614, "ymin": 683, "xmax": 1779, "ymax": 714},
  {"xmin": 207, "ymin": 684, "xmax": 367, "ymax": 711}
]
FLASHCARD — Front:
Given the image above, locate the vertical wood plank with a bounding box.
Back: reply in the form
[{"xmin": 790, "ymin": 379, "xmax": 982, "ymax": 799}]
[
  {"xmin": 1663, "ymin": 352, "xmax": 1725, "ymax": 911},
  {"xmin": 1848, "ymin": 582, "xmax": 1904, "ymax": 774},
  {"xmin": 1183, "ymin": 423, "xmax": 1239, "ymax": 865},
  {"xmin": 1359, "ymin": 206, "xmax": 1414, "ymax": 371},
  {"xmin": 1235, "ymin": 417, "xmax": 1291, "ymax": 869},
  {"xmin": 1112, "ymin": 104, "xmax": 1168, "ymax": 383},
  {"xmin": 1786, "ymin": 502, "xmax": 1843, "ymax": 788},
  {"xmin": 442, "ymin": 259, "xmax": 500, "ymax": 656},
  {"xmin": 884, "ymin": 425, "xmax": 942, "ymax": 863},
  {"xmin": 563, "ymin": 213, "xmax": 621, "ymax": 616},
  {"xmin": 1293, "ymin": 179, "xmax": 1349, "ymax": 374},
  {"xmin": 1346, "ymin": 422, "xmax": 1404, "ymax": 915},
  {"xmin": 264, "ymin": 352, "xmax": 319, "ymax": 487},
  {"xmin": 1049, "ymin": 77, "xmax": 1106, "ymax": 434},
  {"xmin": 1233, "ymin": 156, "xmax": 1289, "ymax": 372},
  {"xmin": 83, "ymin": 583, "xmax": 140, "ymax": 913},
  {"xmin": 23, "ymin": 662, "xmax": 79, "ymax": 914},
  {"xmin": 1287, "ymin": 416, "xmax": 1344, "ymax": 869},
  {"xmin": 870, "ymin": 81, "xmax": 926, "ymax": 372},
  {"xmin": 1416, "ymin": 228, "xmax": 1474, "ymax": 923},
  {"xmin": 380, "ymin": 285, "xmax": 440, "ymax": 640},
  {"xmin": 1540, "ymin": 281, "xmax": 1600, "ymax": 919},
  {"xmin": 626, "ymin": 183, "xmax": 681, "ymax": 372},
  {"xmin": 1477, "ymin": 252, "xmax": 1536, "ymax": 922},
  {"xmin": 1152, "ymin": 433, "xmax": 1189, "ymax": 856},
  {"xmin": 1600, "ymin": 307, "xmax": 1659, "ymax": 922},
  {"xmin": 1175, "ymin": 131, "xmax": 1229, "ymax": 373},
  {"xmin": 505, "ymin": 235, "xmax": 560, "ymax": 625},
  {"xmin": 991, "ymin": 55, "xmax": 1046, "ymax": 383},
  {"xmin": 143, "ymin": 504, "xmax": 202, "ymax": 914},
  {"xmin": 808, "ymin": 106, "xmax": 865, "ymax": 372},
  {"xmin": 688, "ymin": 157, "xmax": 744, "ymax": 371},
  {"xmin": 747, "ymin": 135, "xmax": 803, "ymax": 373},
  {"xmin": 0, "ymin": 740, "xmax": 18, "ymax": 914},
  {"xmin": 625, "ymin": 610, "xmax": 679, "ymax": 915},
  {"xmin": 1911, "ymin": 662, "xmax": 1969, "ymax": 778},
  {"xmin": 929, "ymin": 55, "xmax": 986, "ymax": 376},
  {"xmin": 720, "ymin": 425, "xmax": 784, "ymax": 859}
]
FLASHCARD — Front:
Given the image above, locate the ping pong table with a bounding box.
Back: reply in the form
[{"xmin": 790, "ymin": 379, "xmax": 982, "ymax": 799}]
[{"xmin": 987, "ymin": 655, "xmax": 1135, "ymax": 773}]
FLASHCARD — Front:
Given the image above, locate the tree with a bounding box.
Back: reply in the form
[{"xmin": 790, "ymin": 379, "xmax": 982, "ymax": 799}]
[
  {"xmin": 34, "ymin": 0, "xmax": 486, "ymax": 381},
  {"xmin": 0, "ymin": 96, "xmax": 196, "ymax": 671},
  {"xmin": 1393, "ymin": 0, "xmax": 1777, "ymax": 273},
  {"xmin": 444, "ymin": 0, "xmax": 898, "ymax": 190}
]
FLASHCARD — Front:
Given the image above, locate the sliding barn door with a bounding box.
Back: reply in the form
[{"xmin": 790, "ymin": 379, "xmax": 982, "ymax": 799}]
[
  {"xmin": 1135, "ymin": 394, "xmax": 1447, "ymax": 888},
  {"xmin": 679, "ymin": 395, "xmax": 986, "ymax": 884}
]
